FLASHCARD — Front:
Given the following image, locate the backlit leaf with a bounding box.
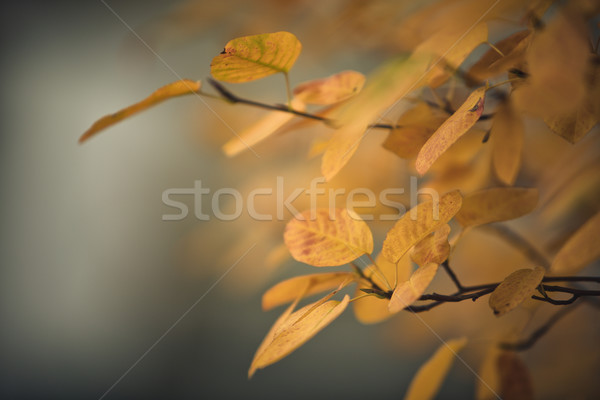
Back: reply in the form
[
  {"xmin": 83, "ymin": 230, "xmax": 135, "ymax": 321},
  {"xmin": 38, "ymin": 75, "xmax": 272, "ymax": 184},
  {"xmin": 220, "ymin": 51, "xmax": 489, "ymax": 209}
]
[
  {"xmin": 389, "ymin": 263, "xmax": 438, "ymax": 313},
  {"xmin": 262, "ymin": 272, "xmax": 354, "ymax": 311},
  {"xmin": 382, "ymin": 190, "xmax": 462, "ymax": 264},
  {"xmin": 550, "ymin": 211, "xmax": 600, "ymax": 275},
  {"xmin": 249, "ymin": 294, "xmax": 350, "ymax": 378},
  {"xmin": 321, "ymin": 122, "xmax": 369, "ymax": 181},
  {"xmin": 353, "ymin": 253, "xmax": 412, "ymax": 324},
  {"xmin": 211, "ymin": 31, "xmax": 302, "ymax": 83},
  {"xmin": 491, "ymin": 101, "xmax": 524, "ymax": 185},
  {"xmin": 222, "ymin": 97, "xmax": 305, "ymax": 156},
  {"xmin": 411, "ymin": 224, "xmax": 451, "ymax": 267},
  {"xmin": 284, "ymin": 208, "xmax": 373, "ymax": 267},
  {"xmin": 476, "ymin": 344, "xmax": 501, "ymax": 400},
  {"xmin": 489, "ymin": 267, "xmax": 545, "ymax": 317},
  {"xmin": 79, "ymin": 79, "xmax": 202, "ymax": 143},
  {"xmin": 404, "ymin": 337, "xmax": 468, "ymax": 400},
  {"xmin": 455, "ymin": 187, "xmax": 538, "ymax": 228},
  {"xmin": 415, "ymin": 87, "xmax": 486, "ymax": 175},
  {"xmin": 293, "ymin": 70, "xmax": 366, "ymax": 105}
]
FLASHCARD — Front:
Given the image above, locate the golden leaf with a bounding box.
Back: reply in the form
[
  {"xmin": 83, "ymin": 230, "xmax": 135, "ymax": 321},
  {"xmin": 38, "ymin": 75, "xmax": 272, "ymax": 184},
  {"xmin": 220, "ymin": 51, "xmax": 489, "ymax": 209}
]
[
  {"xmin": 382, "ymin": 190, "xmax": 462, "ymax": 264},
  {"xmin": 262, "ymin": 272, "xmax": 354, "ymax": 311},
  {"xmin": 284, "ymin": 208, "xmax": 373, "ymax": 267},
  {"xmin": 415, "ymin": 87, "xmax": 486, "ymax": 175},
  {"xmin": 249, "ymin": 293, "xmax": 350, "ymax": 378},
  {"xmin": 79, "ymin": 79, "xmax": 202, "ymax": 143},
  {"xmin": 455, "ymin": 187, "xmax": 538, "ymax": 228},
  {"xmin": 476, "ymin": 344, "xmax": 502, "ymax": 400},
  {"xmin": 491, "ymin": 101, "xmax": 524, "ymax": 185},
  {"xmin": 404, "ymin": 337, "xmax": 468, "ymax": 400},
  {"xmin": 352, "ymin": 253, "xmax": 412, "ymax": 324},
  {"xmin": 388, "ymin": 263, "xmax": 438, "ymax": 313},
  {"xmin": 382, "ymin": 103, "xmax": 446, "ymax": 159},
  {"xmin": 222, "ymin": 97, "xmax": 305, "ymax": 157},
  {"xmin": 211, "ymin": 31, "xmax": 302, "ymax": 83},
  {"xmin": 550, "ymin": 211, "xmax": 600, "ymax": 275},
  {"xmin": 293, "ymin": 70, "xmax": 366, "ymax": 105},
  {"xmin": 321, "ymin": 122, "xmax": 369, "ymax": 182},
  {"xmin": 489, "ymin": 267, "xmax": 545, "ymax": 317},
  {"xmin": 411, "ymin": 224, "xmax": 451, "ymax": 267}
]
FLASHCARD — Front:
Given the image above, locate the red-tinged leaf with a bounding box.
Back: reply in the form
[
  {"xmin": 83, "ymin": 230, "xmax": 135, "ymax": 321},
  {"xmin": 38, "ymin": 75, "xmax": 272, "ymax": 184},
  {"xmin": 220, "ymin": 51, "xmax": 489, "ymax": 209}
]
[
  {"xmin": 293, "ymin": 70, "xmax": 366, "ymax": 105},
  {"xmin": 411, "ymin": 224, "xmax": 451, "ymax": 267}
]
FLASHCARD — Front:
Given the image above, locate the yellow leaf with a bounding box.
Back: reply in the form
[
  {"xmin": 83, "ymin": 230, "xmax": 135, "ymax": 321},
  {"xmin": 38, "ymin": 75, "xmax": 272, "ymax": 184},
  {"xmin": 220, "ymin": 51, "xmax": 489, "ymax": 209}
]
[
  {"xmin": 382, "ymin": 190, "xmax": 462, "ymax": 264},
  {"xmin": 489, "ymin": 267, "xmax": 545, "ymax": 317},
  {"xmin": 404, "ymin": 337, "xmax": 468, "ymax": 400},
  {"xmin": 262, "ymin": 272, "xmax": 354, "ymax": 311},
  {"xmin": 382, "ymin": 103, "xmax": 446, "ymax": 159},
  {"xmin": 353, "ymin": 253, "xmax": 412, "ymax": 324},
  {"xmin": 284, "ymin": 208, "xmax": 373, "ymax": 267},
  {"xmin": 389, "ymin": 263, "xmax": 438, "ymax": 313},
  {"xmin": 415, "ymin": 87, "xmax": 486, "ymax": 175},
  {"xmin": 491, "ymin": 101, "xmax": 524, "ymax": 185},
  {"xmin": 414, "ymin": 22, "xmax": 488, "ymax": 88},
  {"xmin": 293, "ymin": 70, "xmax": 366, "ymax": 105},
  {"xmin": 79, "ymin": 79, "xmax": 202, "ymax": 143},
  {"xmin": 321, "ymin": 122, "xmax": 369, "ymax": 182},
  {"xmin": 222, "ymin": 97, "xmax": 305, "ymax": 157},
  {"xmin": 455, "ymin": 187, "xmax": 538, "ymax": 228},
  {"xmin": 476, "ymin": 344, "xmax": 501, "ymax": 400},
  {"xmin": 411, "ymin": 224, "xmax": 451, "ymax": 267},
  {"xmin": 497, "ymin": 351, "xmax": 534, "ymax": 400},
  {"xmin": 211, "ymin": 31, "xmax": 302, "ymax": 83},
  {"xmin": 550, "ymin": 211, "xmax": 600, "ymax": 275},
  {"xmin": 249, "ymin": 294, "xmax": 350, "ymax": 378},
  {"xmin": 307, "ymin": 138, "xmax": 330, "ymax": 159},
  {"xmin": 467, "ymin": 30, "xmax": 531, "ymax": 84}
]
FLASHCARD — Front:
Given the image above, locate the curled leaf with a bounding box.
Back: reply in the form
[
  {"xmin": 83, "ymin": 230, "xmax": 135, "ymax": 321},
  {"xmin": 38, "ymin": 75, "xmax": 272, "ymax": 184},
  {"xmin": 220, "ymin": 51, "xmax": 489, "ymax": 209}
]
[
  {"xmin": 550, "ymin": 211, "xmax": 600, "ymax": 275},
  {"xmin": 79, "ymin": 79, "xmax": 202, "ymax": 143},
  {"xmin": 389, "ymin": 263, "xmax": 438, "ymax": 313},
  {"xmin": 382, "ymin": 190, "xmax": 462, "ymax": 264},
  {"xmin": 249, "ymin": 294, "xmax": 350, "ymax": 378},
  {"xmin": 416, "ymin": 87, "xmax": 486, "ymax": 175},
  {"xmin": 211, "ymin": 31, "xmax": 302, "ymax": 83},
  {"xmin": 262, "ymin": 272, "xmax": 354, "ymax": 311},
  {"xmin": 293, "ymin": 70, "xmax": 365, "ymax": 105},
  {"xmin": 411, "ymin": 224, "xmax": 451, "ymax": 267},
  {"xmin": 404, "ymin": 337, "xmax": 468, "ymax": 400},
  {"xmin": 455, "ymin": 187, "xmax": 538, "ymax": 228},
  {"xmin": 284, "ymin": 208, "xmax": 373, "ymax": 267},
  {"xmin": 489, "ymin": 267, "xmax": 545, "ymax": 317}
]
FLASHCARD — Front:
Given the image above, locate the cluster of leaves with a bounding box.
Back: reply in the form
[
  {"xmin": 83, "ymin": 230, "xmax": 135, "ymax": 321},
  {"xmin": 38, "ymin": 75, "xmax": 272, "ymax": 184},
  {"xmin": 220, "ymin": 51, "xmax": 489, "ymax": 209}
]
[{"xmin": 81, "ymin": 1, "xmax": 600, "ymax": 398}]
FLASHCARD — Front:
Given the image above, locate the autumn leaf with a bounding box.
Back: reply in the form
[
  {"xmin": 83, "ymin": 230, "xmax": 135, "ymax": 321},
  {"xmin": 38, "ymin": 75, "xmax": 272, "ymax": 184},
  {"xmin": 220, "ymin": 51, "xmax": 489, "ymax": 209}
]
[
  {"xmin": 293, "ymin": 70, "xmax": 366, "ymax": 105},
  {"xmin": 415, "ymin": 87, "xmax": 486, "ymax": 175},
  {"xmin": 222, "ymin": 97, "xmax": 305, "ymax": 157},
  {"xmin": 321, "ymin": 122, "xmax": 369, "ymax": 182},
  {"xmin": 411, "ymin": 224, "xmax": 451, "ymax": 267},
  {"xmin": 491, "ymin": 100, "xmax": 524, "ymax": 185},
  {"xmin": 455, "ymin": 187, "xmax": 538, "ymax": 228},
  {"xmin": 211, "ymin": 31, "xmax": 302, "ymax": 83},
  {"xmin": 382, "ymin": 190, "xmax": 462, "ymax": 264},
  {"xmin": 284, "ymin": 208, "xmax": 373, "ymax": 267},
  {"xmin": 382, "ymin": 102, "xmax": 446, "ymax": 159},
  {"xmin": 353, "ymin": 253, "xmax": 412, "ymax": 324},
  {"xmin": 489, "ymin": 267, "xmax": 545, "ymax": 317},
  {"xmin": 249, "ymin": 293, "xmax": 350, "ymax": 378},
  {"xmin": 388, "ymin": 263, "xmax": 438, "ymax": 313},
  {"xmin": 497, "ymin": 351, "xmax": 534, "ymax": 400},
  {"xmin": 404, "ymin": 337, "xmax": 468, "ymax": 400},
  {"xmin": 262, "ymin": 272, "xmax": 354, "ymax": 311},
  {"xmin": 550, "ymin": 211, "xmax": 600, "ymax": 275},
  {"xmin": 476, "ymin": 344, "xmax": 502, "ymax": 400},
  {"xmin": 79, "ymin": 79, "xmax": 202, "ymax": 143}
]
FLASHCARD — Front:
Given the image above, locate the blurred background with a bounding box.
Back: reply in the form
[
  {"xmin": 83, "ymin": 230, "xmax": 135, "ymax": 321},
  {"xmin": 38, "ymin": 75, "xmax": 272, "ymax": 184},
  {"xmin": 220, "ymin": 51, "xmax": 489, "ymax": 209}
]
[{"xmin": 1, "ymin": 1, "xmax": 598, "ymax": 399}]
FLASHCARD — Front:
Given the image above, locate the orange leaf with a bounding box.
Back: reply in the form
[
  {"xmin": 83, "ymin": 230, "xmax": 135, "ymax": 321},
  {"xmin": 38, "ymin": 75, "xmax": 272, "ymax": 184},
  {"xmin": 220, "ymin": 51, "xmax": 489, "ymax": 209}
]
[
  {"xmin": 411, "ymin": 224, "xmax": 451, "ymax": 267},
  {"xmin": 262, "ymin": 272, "xmax": 354, "ymax": 311},
  {"xmin": 382, "ymin": 190, "xmax": 462, "ymax": 264},
  {"xmin": 293, "ymin": 70, "xmax": 366, "ymax": 105},
  {"xmin": 489, "ymin": 267, "xmax": 545, "ymax": 317},
  {"xmin": 415, "ymin": 87, "xmax": 486, "ymax": 175},
  {"xmin": 389, "ymin": 263, "xmax": 438, "ymax": 313},
  {"xmin": 79, "ymin": 79, "xmax": 201, "ymax": 143},
  {"xmin": 491, "ymin": 101, "xmax": 524, "ymax": 185},
  {"xmin": 284, "ymin": 208, "xmax": 373, "ymax": 267},
  {"xmin": 455, "ymin": 187, "xmax": 538, "ymax": 228},
  {"xmin": 550, "ymin": 211, "xmax": 600, "ymax": 275}
]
